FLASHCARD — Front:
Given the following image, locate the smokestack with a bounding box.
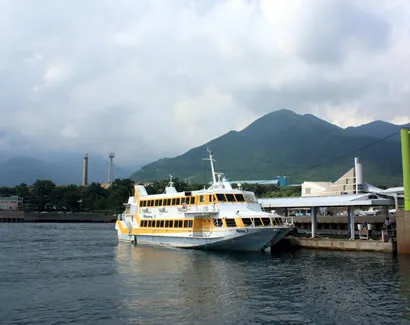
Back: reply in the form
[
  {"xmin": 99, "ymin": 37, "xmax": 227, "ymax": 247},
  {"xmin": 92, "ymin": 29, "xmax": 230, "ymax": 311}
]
[
  {"xmin": 82, "ymin": 153, "xmax": 89, "ymax": 186},
  {"xmin": 354, "ymin": 157, "xmax": 363, "ymax": 194},
  {"xmin": 108, "ymin": 152, "xmax": 115, "ymax": 184}
]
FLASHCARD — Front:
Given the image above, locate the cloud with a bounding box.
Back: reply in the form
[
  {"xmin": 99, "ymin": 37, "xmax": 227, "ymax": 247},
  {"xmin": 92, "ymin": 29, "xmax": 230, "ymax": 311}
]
[{"xmin": 0, "ymin": 0, "xmax": 409, "ymax": 166}]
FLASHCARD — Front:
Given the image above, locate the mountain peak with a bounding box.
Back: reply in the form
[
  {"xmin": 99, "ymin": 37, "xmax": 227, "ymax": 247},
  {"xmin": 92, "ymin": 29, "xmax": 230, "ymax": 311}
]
[{"xmin": 131, "ymin": 110, "xmax": 403, "ymax": 185}]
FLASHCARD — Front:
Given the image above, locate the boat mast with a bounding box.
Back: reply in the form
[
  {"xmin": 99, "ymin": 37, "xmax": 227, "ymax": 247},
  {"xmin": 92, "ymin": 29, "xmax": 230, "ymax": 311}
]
[
  {"xmin": 203, "ymin": 148, "xmax": 217, "ymax": 184},
  {"xmin": 168, "ymin": 174, "xmax": 174, "ymax": 187}
]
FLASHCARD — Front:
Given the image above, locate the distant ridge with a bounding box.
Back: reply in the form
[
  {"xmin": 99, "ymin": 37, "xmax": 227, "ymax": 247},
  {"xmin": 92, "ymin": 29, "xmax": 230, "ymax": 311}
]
[
  {"xmin": 345, "ymin": 120, "xmax": 410, "ymax": 140},
  {"xmin": 131, "ymin": 109, "xmax": 404, "ymax": 185}
]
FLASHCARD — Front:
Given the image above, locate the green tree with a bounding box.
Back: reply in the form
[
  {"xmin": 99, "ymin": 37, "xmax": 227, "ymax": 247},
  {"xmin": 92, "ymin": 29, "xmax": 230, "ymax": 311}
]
[
  {"xmin": 49, "ymin": 186, "xmax": 66, "ymax": 210},
  {"xmin": 0, "ymin": 186, "xmax": 16, "ymax": 196},
  {"xmin": 15, "ymin": 183, "xmax": 29, "ymax": 201},
  {"xmin": 28, "ymin": 180, "xmax": 56, "ymax": 211},
  {"xmin": 61, "ymin": 185, "xmax": 82, "ymax": 212},
  {"xmin": 82, "ymin": 182, "xmax": 108, "ymax": 211},
  {"xmin": 107, "ymin": 178, "xmax": 134, "ymax": 213}
]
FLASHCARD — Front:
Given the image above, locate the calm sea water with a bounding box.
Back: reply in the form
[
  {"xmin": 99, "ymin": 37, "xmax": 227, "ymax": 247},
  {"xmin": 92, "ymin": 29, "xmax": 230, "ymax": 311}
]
[{"xmin": 1, "ymin": 223, "xmax": 410, "ymax": 325}]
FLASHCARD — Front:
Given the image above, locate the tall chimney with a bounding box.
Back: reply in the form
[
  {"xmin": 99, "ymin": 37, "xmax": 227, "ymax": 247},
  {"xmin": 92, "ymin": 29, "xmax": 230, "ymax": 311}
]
[
  {"xmin": 82, "ymin": 153, "xmax": 89, "ymax": 186},
  {"xmin": 354, "ymin": 157, "xmax": 363, "ymax": 194}
]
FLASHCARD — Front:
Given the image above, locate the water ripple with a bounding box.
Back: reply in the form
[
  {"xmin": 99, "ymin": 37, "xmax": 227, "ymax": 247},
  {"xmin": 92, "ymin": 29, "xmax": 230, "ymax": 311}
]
[{"xmin": 1, "ymin": 223, "xmax": 410, "ymax": 325}]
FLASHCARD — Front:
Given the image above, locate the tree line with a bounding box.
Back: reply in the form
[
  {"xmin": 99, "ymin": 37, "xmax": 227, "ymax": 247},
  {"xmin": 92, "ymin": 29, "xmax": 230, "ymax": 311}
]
[
  {"xmin": 0, "ymin": 178, "xmax": 301, "ymax": 213},
  {"xmin": 0, "ymin": 179, "xmax": 135, "ymax": 213}
]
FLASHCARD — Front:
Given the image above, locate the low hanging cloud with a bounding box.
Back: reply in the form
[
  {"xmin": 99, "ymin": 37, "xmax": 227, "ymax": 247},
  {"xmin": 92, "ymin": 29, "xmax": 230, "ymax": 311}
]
[{"xmin": 0, "ymin": 0, "xmax": 409, "ymax": 165}]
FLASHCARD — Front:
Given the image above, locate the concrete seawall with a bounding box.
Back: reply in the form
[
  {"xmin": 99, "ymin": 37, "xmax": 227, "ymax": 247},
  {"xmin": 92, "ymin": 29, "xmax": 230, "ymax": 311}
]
[
  {"xmin": 0, "ymin": 211, "xmax": 24, "ymax": 222},
  {"xmin": 0, "ymin": 211, "xmax": 116, "ymax": 223},
  {"xmin": 24, "ymin": 212, "xmax": 116, "ymax": 223}
]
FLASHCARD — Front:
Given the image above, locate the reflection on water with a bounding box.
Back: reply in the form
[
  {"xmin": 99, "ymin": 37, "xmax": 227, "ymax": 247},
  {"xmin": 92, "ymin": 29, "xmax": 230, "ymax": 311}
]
[
  {"xmin": 399, "ymin": 256, "xmax": 410, "ymax": 322},
  {"xmin": 115, "ymin": 244, "xmax": 410, "ymax": 325},
  {"xmin": 1, "ymin": 224, "xmax": 410, "ymax": 325}
]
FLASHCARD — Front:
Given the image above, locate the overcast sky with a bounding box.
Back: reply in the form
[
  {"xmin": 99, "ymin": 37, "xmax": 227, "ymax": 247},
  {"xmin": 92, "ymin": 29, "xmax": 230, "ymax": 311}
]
[{"xmin": 0, "ymin": 0, "xmax": 409, "ymax": 166}]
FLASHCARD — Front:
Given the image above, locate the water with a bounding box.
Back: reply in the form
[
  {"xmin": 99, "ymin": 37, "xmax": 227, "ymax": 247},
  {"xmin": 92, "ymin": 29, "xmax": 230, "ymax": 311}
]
[{"xmin": 1, "ymin": 224, "xmax": 410, "ymax": 325}]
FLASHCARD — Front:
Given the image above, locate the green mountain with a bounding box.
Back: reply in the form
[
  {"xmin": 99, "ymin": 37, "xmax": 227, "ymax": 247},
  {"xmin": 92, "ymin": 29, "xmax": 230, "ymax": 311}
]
[
  {"xmin": 131, "ymin": 110, "xmax": 405, "ymax": 186},
  {"xmin": 345, "ymin": 120, "xmax": 410, "ymax": 140}
]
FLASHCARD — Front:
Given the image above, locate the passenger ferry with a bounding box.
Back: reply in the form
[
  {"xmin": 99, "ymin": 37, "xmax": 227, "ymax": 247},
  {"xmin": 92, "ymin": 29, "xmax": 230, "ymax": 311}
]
[{"xmin": 115, "ymin": 150, "xmax": 294, "ymax": 251}]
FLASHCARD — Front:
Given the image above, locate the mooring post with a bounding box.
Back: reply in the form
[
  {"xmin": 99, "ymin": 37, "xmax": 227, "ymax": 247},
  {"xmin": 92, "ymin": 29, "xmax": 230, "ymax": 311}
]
[
  {"xmin": 401, "ymin": 128, "xmax": 410, "ymax": 211},
  {"xmin": 347, "ymin": 207, "xmax": 355, "ymax": 240},
  {"xmin": 311, "ymin": 207, "xmax": 317, "ymax": 238}
]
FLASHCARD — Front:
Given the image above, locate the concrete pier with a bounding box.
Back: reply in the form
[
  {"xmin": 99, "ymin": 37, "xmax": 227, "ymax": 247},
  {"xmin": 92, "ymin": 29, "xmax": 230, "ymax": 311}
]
[
  {"xmin": 278, "ymin": 236, "xmax": 394, "ymax": 253},
  {"xmin": 396, "ymin": 210, "xmax": 410, "ymax": 254}
]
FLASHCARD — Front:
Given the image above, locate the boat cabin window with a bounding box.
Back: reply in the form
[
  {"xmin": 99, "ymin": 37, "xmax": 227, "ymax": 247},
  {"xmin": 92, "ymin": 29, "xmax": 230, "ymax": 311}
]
[
  {"xmin": 244, "ymin": 193, "xmax": 257, "ymax": 203},
  {"xmin": 176, "ymin": 198, "xmax": 181, "ymax": 205},
  {"xmin": 225, "ymin": 194, "xmax": 235, "ymax": 202},
  {"xmin": 181, "ymin": 198, "xmax": 186, "ymax": 204},
  {"xmin": 216, "ymin": 194, "xmax": 227, "ymax": 202},
  {"xmin": 200, "ymin": 195, "xmax": 205, "ymax": 203},
  {"xmin": 214, "ymin": 219, "xmax": 223, "ymax": 227},
  {"xmin": 254, "ymin": 218, "xmax": 263, "ymax": 226},
  {"xmin": 234, "ymin": 194, "xmax": 245, "ymax": 202},
  {"xmin": 261, "ymin": 218, "xmax": 271, "ymax": 226},
  {"xmin": 190, "ymin": 197, "xmax": 195, "ymax": 204},
  {"xmin": 242, "ymin": 218, "xmax": 253, "ymax": 226},
  {"xmin": 225, "ymin": 218, "xmax": 236, "ymax": 227}
]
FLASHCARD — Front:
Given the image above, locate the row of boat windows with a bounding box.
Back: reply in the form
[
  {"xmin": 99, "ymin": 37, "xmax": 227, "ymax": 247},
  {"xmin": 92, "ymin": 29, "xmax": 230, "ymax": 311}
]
[
  {"xmin": 139, "ymin": 193, "xmax": 246, "ymax": 207},
  {"xmin": 140, "ymin": 219, "xmax": 193, "ymax": 228},
  {"xmin": 138, "ymin": 217, "xmax": 275, "ymax": 229},
  {"xmin": 224, "ymin": 217, "xmax": 273, "ymax": 227}
]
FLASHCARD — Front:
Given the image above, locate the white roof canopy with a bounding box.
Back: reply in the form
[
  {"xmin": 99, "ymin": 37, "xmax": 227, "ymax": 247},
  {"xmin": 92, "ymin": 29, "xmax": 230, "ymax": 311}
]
[{"xmin": 259, "ymin": 193, "xmax": 394, "ymax": 208}]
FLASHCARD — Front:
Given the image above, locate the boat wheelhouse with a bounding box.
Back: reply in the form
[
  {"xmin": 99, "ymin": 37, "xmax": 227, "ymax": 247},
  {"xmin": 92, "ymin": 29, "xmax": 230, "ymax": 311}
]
[{"xmin": 115, "ymin": 149, "xmax": 294, "ymax": 251}]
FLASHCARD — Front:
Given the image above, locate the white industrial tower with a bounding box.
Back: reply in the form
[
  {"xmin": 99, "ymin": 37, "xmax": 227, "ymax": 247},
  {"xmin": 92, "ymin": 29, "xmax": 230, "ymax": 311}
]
[
  {"xmin": 108, "ymin": 152, "xmax": 115, "ymax": 184},
  {"xmin": 82, "ymin": 152, "xmax": 89, "ymax": 186}
]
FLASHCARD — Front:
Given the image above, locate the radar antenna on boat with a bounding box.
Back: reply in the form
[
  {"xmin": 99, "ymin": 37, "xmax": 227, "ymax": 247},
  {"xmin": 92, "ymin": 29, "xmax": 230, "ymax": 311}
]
[{"xmin": 203, "ymin": 147, "xmax": 217, "ymax": 185}]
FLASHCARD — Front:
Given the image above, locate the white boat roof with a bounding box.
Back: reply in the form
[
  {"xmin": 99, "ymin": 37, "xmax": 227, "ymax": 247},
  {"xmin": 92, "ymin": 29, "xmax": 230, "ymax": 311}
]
[{"xmin": 135, "ymin": 149, "xmax": 258, "ymax": 199}]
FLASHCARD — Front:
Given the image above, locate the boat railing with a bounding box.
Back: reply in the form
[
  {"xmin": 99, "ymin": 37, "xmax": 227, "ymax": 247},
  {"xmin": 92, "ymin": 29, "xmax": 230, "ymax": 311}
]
[{"xmin": 271, "ymin": 216, "xmax": 294, "ymax": 226}]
